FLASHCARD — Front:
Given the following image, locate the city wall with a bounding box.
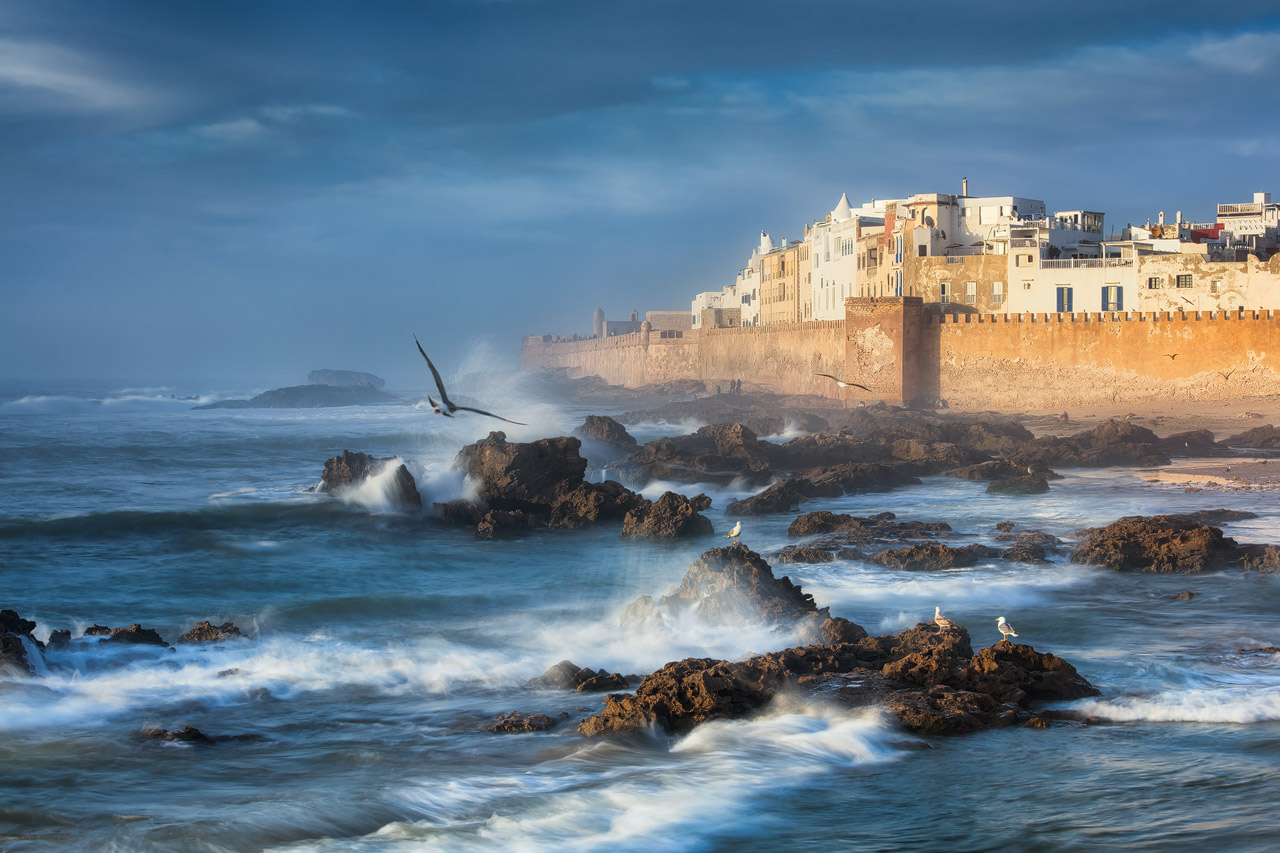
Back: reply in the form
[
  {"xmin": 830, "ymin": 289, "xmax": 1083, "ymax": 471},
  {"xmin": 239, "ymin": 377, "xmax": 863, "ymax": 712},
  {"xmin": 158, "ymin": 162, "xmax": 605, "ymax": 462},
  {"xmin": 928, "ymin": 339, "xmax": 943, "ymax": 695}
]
[{"xmin": 522, "ymin": 299, "xmax": 1280, "ymax": 409}]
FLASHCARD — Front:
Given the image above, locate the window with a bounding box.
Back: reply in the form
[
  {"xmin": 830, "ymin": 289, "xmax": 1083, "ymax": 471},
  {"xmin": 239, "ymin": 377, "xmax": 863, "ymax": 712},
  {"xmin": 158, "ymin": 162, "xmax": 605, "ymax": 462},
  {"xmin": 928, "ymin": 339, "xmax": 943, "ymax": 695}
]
[
  {"xmin": 1103, "ymin": 285, "xmax": 1123, "ymax": 311},
  {"xmin": 894, "ymin": 234, "xmax": 903, "ymax": 265},
  {"xmin": 918, "ymin": 244, "xmax": 927, "ymax": 257},
  {"xmin": 964, "ymin": 281, "xmax": 977, "ymax": 305},
  {"xmin": 894, "ymin": 269, "xmax": 903, "ymax": 297},
  {"xmin": 1023, "ymin": 281, "xmax": 1033, "ymax": 290},
  {"xmin": 1056, "ymin": 287, "xmax": 1073, "ymax": 312},
  {"xmin": 1176, "ymin": 274, "xmax": 1193, "ymax": 288},
  {"xmin": 1147, "ymin": 277, "xmax": 1162, "ymax": 289},
  {"xmin": 992, "ymin": 281, "xmax": 1005, "ymax": 304},
  {"xmin": 1210, "ymin": 280, "xmax": 1221, "ymax": 294},
  {"xmin": 940, "ymin": 283, "xmax": 950, "ymax": 303}
]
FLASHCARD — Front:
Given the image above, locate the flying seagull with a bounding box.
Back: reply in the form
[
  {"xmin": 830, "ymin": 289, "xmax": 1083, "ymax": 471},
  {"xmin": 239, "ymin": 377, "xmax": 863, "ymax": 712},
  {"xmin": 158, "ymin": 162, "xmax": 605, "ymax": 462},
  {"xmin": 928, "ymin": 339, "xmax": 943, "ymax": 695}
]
[
  {"xmin": 414, "ymin": 335, "xmax": 526, "ymax": 425},
  {"xmin": 1219, "ymin": 368, "xmax": 1236, "ymax": 381},
  {"xmin": 815, "ymin": 373, "xmax": 872, "ymax": 392},
  {"xmin": 726, "ymin": 521, "xmax": 742, "ymax": 539},
  {"xmin": 934, "ymin": 606, "xmax": 958, "ymax": 631},
  {"xmin": 1164, "ymin": 353, "xmax": 1178, "ymax": 360},
  {"xmin": 996, "ymin": 616, "xmax": 1019, "ymax": 643}
]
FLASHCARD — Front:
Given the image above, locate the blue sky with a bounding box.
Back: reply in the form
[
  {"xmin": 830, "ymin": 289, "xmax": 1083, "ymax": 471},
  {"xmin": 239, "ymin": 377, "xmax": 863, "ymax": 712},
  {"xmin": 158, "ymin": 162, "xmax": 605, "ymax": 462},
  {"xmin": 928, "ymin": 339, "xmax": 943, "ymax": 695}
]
[{"xmin": 3, "ymin": 0, "xmax": 1279, "ymax": 388}]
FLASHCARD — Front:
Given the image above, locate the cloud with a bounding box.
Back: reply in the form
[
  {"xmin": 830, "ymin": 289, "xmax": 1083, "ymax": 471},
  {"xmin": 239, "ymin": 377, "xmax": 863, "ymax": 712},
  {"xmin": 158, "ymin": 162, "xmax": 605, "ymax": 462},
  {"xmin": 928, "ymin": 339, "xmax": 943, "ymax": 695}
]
[
  {"xmin": 193, "ymin": 117, "xmax": 268, "ymax": 143},
  {"xmin": 0, "ymin": 37, "xmax": 157, "ymax": 113},
  {"xmin": 1188, "ymin": 30, "xmax": 1280, "ymax": 74}
]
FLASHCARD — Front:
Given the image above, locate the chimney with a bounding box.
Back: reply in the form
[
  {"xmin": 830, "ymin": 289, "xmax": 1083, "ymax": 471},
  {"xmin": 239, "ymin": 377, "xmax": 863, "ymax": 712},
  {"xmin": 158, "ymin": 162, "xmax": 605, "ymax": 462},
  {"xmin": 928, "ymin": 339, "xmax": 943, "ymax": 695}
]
[
  {"xmin": 962, "ymin": 177, "xmax": 969, "ymax": 196},
  {"xmin": 1176, "ymin": 210, "xmax": 1182, "ymax": 224},
  {"xmin": 1158, "ymin": 211, "xmax": 1166, "ymax": 226}
]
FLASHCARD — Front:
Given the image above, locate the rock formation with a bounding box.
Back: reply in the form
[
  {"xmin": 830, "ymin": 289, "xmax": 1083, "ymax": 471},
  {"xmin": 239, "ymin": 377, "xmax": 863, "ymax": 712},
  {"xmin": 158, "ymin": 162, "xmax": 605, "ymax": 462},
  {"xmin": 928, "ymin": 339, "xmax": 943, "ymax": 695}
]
[
  {"xmin": 319, "ymin": 450, "xmax": 422, "ymax": 508},
  {"xmin": 178, "ymin": 621, "xmax": 243, "ymax": 644}
]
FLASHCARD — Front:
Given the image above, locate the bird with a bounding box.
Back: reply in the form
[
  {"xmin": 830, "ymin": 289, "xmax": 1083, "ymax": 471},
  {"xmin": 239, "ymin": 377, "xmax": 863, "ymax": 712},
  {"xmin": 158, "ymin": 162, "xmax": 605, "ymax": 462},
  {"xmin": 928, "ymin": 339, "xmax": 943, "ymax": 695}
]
[
  {"xmin": 934, "ymin": 606, "xmax": 958, "ymax": 631},
  {"xmin": 726, "ymin": 521, "xmax": 742, "ymax": 539},
  {"xmin": 815, "ymin": 373, "xmax": 872, "ymax": 392},
  {"xmin": 996, "ymin": 616, "xmax": 1019, "ymax": 643},
  {"xmin": 1219, "ymin": 368, "xmax": 1236, "ymax": 381},
  {"xmin": 1164, "ymin": 353, "xmax": 1178, "ymax": 360},
  {"xmin": 414, "ymin": 335, "xmax": 527, "ymax": 425}
]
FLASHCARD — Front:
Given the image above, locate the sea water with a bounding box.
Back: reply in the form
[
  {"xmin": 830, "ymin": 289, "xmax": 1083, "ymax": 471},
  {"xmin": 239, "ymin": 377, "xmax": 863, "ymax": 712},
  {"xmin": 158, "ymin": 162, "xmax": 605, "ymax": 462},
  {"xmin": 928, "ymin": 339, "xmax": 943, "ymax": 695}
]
[{"xmin": 1, "ymin": 378, "xmax": 1279, "ymax": 852}]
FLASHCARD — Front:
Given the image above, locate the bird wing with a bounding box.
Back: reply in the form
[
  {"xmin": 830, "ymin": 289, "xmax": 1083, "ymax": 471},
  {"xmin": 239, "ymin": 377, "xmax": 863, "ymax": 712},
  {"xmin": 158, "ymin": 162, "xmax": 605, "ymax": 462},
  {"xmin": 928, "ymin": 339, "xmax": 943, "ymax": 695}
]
[
  {"xmin": 414, "ymin": 335, "xmax": 453, "ymax": 407},
  {"xmin": 815, "ymin": 373, "xmax": 839, "ymax": 381},
  {"xmin": 451, "ymin": 405, "xmax": 527, "ymax": 426},
  {"xmin": 845, "ymin": 381, "xmax": 872, "ymax": 392},
  {"xmin": 816, "ymin": 372, "xmax": 872, "ymax": 392}
]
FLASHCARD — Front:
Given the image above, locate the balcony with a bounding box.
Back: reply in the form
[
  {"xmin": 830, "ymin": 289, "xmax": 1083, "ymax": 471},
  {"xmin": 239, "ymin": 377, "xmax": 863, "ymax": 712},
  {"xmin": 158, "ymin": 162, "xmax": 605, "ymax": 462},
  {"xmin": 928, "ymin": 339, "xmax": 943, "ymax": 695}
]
[
  {"xmin": 1219, "ymin": 203, "xmax": 1262, "ymax": 216},
  {"xmin": 1040, "ymin": 258, "xmax": 1133, "ymax": 270}
]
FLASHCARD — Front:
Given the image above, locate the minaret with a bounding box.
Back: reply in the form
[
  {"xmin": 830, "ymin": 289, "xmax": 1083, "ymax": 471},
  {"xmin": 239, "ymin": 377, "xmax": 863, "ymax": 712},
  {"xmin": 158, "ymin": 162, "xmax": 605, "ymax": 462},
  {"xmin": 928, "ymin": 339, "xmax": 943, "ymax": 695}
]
[{"xmin": 593, "ymin": 307, "xmax": 604, "ymax": 338}]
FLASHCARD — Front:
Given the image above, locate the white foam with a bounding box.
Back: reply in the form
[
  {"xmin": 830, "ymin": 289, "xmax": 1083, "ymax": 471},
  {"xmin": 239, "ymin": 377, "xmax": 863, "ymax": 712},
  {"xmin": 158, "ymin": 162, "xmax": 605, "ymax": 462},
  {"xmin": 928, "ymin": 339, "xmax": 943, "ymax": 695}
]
[{"xmin": 1072, "ymin": 684, "xmax": 1280, "ymax": 723}]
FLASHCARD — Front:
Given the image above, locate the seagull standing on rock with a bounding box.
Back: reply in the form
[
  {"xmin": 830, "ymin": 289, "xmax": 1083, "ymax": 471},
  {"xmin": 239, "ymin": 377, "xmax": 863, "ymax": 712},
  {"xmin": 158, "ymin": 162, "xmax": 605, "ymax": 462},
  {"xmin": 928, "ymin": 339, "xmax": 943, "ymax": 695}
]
[
  {"xmin": 726, "ymin": 521, "xmax": 742, "ymax": 540},
  {"xmin": 996, "ymin": 616, "xmax": 1019, "ymax": 643},
  {"xmin": 934, "ymin": 606, "xmax": 958, "ymax": 631}
]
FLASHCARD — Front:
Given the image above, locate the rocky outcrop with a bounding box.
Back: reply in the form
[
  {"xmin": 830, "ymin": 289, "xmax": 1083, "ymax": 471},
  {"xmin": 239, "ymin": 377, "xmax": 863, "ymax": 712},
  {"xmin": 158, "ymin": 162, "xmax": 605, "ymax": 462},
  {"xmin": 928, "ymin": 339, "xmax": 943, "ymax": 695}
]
[
  {"xmin": 197, "ymin": 384, "xmax": 396, "ymax": 409},
  {"xmin": 622, "ymin": 543, "xmax": 828, "ymax": 634},
  {"xmin": 1011, "ymin": 419, "xmax": 1172, "ymax": 468},
  {"xmin": 319, "ymin": 450, "xmax": 421, "ymax": 508},
  {"xmin": 1070, "ymin": 514, "xmax": 1243, "ymax": 572},
  {"xmin": 787, "ymin": 511, "xmax": 951, "ymax": 544},
  {"xmin": 624, "ymin": 424, "xmax": 776, "ymax": 486},
  {"xmin": 101, "ymin": 624, "xmax": 170, "ymax": 647},
  {"xmin": 948, "ymin": 460, "xmax": 1059, "ymax": 481},
  {"xmin": 1225, "ymin": 424, "xmax": 1280, "ymax": 449},
  {"xmin": 987, "ymin": 475, "xmax": 1050, "ymax": 495},
  {"xmin": 0, "ymin": 610, "xmax": 42, "ymax": 676},
  {"xmin": 178, "ymin": 621, "xmax": 243, "ymax": 644},
  {"xmin": 870, "ymin": 543, "xmax": 1004, "ymax": 571},
  {"xmin": 620, "ymin": 492, "xmax": 714, "ymax": 540},
  {"xmin": 573, "ymin": 415, "xmax": 638, "ymax": 449},
  {"xmin": 307, "ymin": 369, "xmax": 385, "ymax": 389},
  {"xmin": 529, "ymin": 660, "xmax": 631, "ymax": 692},
  {"xmin": 481, "ymin": 712, "xmax": 566, "ymax": 734},
  {"xmin": 142, "ymin": 725, "xmax": 215, "ymax": 744},
  {"xmin": 579, "ymin": 625, "xmax": 1098, "ymax": 738},
  {"xmin": 724, "ymin": 464, "xmax": 919, "ymax": 516}
]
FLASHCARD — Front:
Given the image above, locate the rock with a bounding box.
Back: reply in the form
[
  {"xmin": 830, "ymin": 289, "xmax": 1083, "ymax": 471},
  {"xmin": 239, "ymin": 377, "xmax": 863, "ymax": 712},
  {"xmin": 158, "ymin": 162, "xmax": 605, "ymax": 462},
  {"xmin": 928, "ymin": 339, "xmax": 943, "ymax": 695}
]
[
  {"xmin": 787, "ymin": 511, "xmax": 951, "ymax": 543},
  {"xmin": 993, "ymin": 529, "xmax": 1063, "ymax": 548},
  {"xmin": 0, "ymin": 610, "xmax": 42, "ymax": 676},
  {"xmin": 1224, "ymin": 424, "xmax": 1280, "ymax": 449},
  {"xmin": 432, "ymin": 499, "xmax": 484, "ymax": 526},
  {"xmin": 449, "ymin": 432, "xmax": 646, "ymax": 534},
  {"xmin": 995, "ymin": 521, "xmax": 1016, "ymax": 532},
  {"xmin": 1241, "ymin": 545, "xmax": 1280, "ymax": 572},
  {"xmin": 948, "ymin": 460, "xmax": 1058, "ymax": 481},
  {"xmin": 142, "ymin": 725, "xmax": 215, "ymax": 744},
  {"xmin": 217, "ymin": 668, "xmax": 243, "ymax": 677},
  {"xmin": 725, "ymin": 464, "xmax": 918, "ymax": 516},
  {"xmin": 529, "ymin": 660, "xmax": 628, "ymax": 692},
  {"xmin": 178, "ymin": 621, "xmax": 243, "ymax": 644},
  {"xmin": 1011, "ymin": 419, "xmax": 1171, "ymax": 468},
  {"xmin": 961, "ymin": 642, "xmax": 1100, "ymax": 705},
  {"xmin": 1160, "ymin": 429, "xmax": 1231, "ymax": 456},
  {"xmin": 1070, "ymin": 514, "xmax": 1243, "ymax": 573},
  {"xmin": 654, "ymin": 543, "xmax": 828, "ymax": 630},
  {"xmin": 619, "ymin": 492, "xmax": 714, "ymax": 540},
  {"xmin": 819, "ymin": 617, "xmax": 869, "ymax": 645},
  {"xmin": 84, "ymin": 624, "xmax": 112, "ymax": 636},
  {"xmin": 481, "ymin": 711, "xmax": 565, "ymax": 734},
  {"xmin": 197, "ymin": 384, "xmax": 396, "ymax": 409},
  {"xmin": 1025, "ymin": 716, "xmax": 1052, "ymax": 729},
  {"xmin": 1187, "ymin": 508, "xmax": 1258, "ymax": 524},
  {"xmin": 870, "ymin": 543, "xmax": 1003, "ymax": 571},
  {"xmin": 986, "ymin": 475, "xmax": 1050, "ymax": 495},
  {"xmin": 104, "ymin": 624, "xmax": 169, "ymax": 647},
  {"xmin": 47, "ymin": 629, "xmax": 71, "ymax": 651},
  {"xmin": 1173, "ymin": 590, "xmax": 1197, "ymax": 601},
  {"xmin": 626, "ymin": 423, "xmax": 775, "ymax": 486},
  {"xmin": 307, "ymin": 369, "xmax": 385, "ymax": 389},
  {"xmin": 319, "ymin": 450, "xmax": 421, "ymax": 508},
  {"xmin": 573, "ymin": 415, "xmax": 638, "ymax": 448},
  {"xmin": 773, "ymin": 545, "xmax": 836, "ymax": 564},
  {"xmin": 880, "ymin": 687, "xmax": 1011, "ymax": 735},
  {"xmin": 1002, "ymin": 541, "xmax": 1049, "ymax": 563}
]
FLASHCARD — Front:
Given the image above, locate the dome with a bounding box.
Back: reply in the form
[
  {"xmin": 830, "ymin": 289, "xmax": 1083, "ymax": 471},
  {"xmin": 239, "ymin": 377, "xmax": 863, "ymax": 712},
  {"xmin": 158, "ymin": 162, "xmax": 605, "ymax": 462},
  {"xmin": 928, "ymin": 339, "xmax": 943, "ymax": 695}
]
[
  {"xmin": 758, "ymin": 231, "xmax": 775, "ymax": 253},
  {"xmin": 831, "ymin": 192, "xmax": 853, "ymax": 222}
]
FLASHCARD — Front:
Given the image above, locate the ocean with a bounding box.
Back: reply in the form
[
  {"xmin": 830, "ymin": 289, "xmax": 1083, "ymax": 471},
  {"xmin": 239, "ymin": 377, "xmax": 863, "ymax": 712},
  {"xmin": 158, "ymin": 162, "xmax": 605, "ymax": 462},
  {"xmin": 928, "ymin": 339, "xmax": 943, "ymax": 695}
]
[{"xmin": 2, "ymin": 377, "xmax": 1279, "ymax": 852}]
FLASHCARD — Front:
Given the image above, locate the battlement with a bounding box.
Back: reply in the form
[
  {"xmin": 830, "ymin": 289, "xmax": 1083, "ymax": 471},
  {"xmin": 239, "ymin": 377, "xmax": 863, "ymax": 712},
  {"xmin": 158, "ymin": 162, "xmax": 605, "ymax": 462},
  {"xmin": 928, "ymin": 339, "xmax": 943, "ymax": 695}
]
[{"xmin": 924, "ymin": 307, "xmax": 1280, "ymax": 325}]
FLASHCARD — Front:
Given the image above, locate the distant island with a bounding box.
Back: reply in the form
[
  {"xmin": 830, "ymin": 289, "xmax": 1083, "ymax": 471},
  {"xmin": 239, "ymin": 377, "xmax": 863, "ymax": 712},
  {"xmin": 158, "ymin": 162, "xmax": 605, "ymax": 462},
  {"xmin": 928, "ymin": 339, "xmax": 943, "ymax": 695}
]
[
  {"xmin": 307, "ymin": 369, "xmax": 385, "ymax": 389},
  {"xmin": 196, "ymin": 382, "xmax": 396, "ymax": 409}
]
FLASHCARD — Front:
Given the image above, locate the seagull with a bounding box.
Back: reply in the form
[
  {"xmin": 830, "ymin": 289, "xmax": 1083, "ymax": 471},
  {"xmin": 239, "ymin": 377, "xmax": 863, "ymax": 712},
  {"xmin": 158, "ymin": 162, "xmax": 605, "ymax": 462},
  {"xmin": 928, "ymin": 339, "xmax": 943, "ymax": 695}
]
[
  {"xmin": 1219, "ymin": 368, "xmax": 1236, "ymax": 381},
  {"xmin": 815, "ymin": 373, "xmax": 872, "ymax": 392},
  {"xmin": 726, "ymin": 521, "xmax": 742, "ymax": 539},
  {"xmin": 414, "ymin": 335, "xmax": 526, "ymax": 425},
  {"xmin": 996, "ymin": 616, "xmax": 1019, "ymax": 643},
  {"xmin": 1164, "ymin": 353, "xmax": 1178, "ymax": 360},
  {"xmin": 934, "ymin": 606, "xmax": 958, "ymax": 631}
]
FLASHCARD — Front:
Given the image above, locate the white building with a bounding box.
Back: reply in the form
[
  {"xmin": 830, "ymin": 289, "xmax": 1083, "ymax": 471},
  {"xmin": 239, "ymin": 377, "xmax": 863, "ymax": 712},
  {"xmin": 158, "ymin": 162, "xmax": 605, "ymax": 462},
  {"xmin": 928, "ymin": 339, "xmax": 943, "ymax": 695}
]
[
  {"xmin": 735, "ymin": 231, "xmax": 772, "ymax": 327},
  {"xmin": 810, "ymin": 193, "xmax": 888, "ymax": 320}
]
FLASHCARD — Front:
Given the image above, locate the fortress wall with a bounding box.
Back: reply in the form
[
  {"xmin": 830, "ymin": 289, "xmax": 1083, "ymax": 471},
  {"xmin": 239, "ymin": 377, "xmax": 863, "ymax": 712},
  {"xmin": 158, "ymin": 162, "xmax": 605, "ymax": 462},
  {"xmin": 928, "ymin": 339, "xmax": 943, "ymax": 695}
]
[
  {"xmin": 700, "ymin": 321, "xmax": 846, "ymax": 399},
  {"xmin": 520, "ymin": 332, "xmax": 699, "ymax": 388},
  {"xmin": 925, "ymin": 309, "xmax": 1280, "ymax": 409}
]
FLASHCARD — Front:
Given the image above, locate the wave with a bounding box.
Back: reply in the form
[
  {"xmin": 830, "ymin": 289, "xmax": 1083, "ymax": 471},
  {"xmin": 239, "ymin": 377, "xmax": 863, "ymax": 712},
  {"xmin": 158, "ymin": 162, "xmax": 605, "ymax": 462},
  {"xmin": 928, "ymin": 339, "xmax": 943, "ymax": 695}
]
[
  {"xmin": 299, "ymin": 702, "xmax": 905, "ymax": 852},
  {"xmin": 1071, "ymin": 684, "xmax": 1280, "ymax": 723}
]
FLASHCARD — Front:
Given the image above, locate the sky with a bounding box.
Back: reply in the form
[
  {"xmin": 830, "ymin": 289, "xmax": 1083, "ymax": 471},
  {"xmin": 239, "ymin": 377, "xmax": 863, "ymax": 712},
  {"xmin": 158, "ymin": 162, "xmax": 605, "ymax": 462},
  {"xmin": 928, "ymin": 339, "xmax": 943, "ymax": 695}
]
[{"xmin": 3, "ymin": 0, "xmax": 1279, "ymax": 389}]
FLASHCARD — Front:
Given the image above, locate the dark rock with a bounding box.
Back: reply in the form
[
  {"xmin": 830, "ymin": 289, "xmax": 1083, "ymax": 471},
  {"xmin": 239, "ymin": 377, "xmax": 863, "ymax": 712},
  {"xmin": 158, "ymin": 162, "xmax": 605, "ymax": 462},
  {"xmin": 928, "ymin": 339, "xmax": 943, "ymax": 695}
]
[
  {"xmin": 1070, "ymin": 514, "xmax": 1243, "ymax": 573},
  {"xmin": 880, "ymin": 687, "xmax": 1012, "ymax": 735},
  {"xmin": 819, "ymin": 617, "xmax": 869, "ymax": 644},
  {"xmin": 725, "ymin": 464, "xmax": 919, "ymax": 516},
  {"xmin": 1224, "ymin": 424, "xmax": 1280, "ymax": 449},
  {"xmin": 619, "ymin": 491, "xmax": 714, "ymax": 540},
  {"xmin": 217, "ymin": 668, "xmax": 243, "ymax": 677},
  {"xmin": 481, "ymin": 711, "xmax": 565, "ymax": 734},
  {"xmin": 475, "ymin": 509, "xmax": 537, "ymax": 540},
  {"xmin": 105, "ymin": 624, "xmax": 169, "ymax": 647},
  {"xmin": 949, "ymin": 460, "xmax": 1059, "ymax": 481},
  {"xmin": 529, "ymin": 660, "xmax": 628, "ymax": 692},
  {"xmin": 47, "ymin": 629, "xmax": 71, "ymax": 651},
  {"xmin": 1238, "ymin": 646, "xmax": 1280, "ymax": 654},
  {"xmin": 574, "ymin": 415, "xmax": 638, "ymax": 448},
  {"xmin": 142, "ymin": 725, "xmax": 215, "ymax": 744},
  {"xmin": 197, "ymin": 384, "xmax": 396, "ymax": 409},
  {"xmin": 1241, "ymin": 545, "xmax": 1280, "ymax": 572},
  {"xmin": 870, "ymin": 543, "xmax": 1003, "ymax": 571},
  {"xmin": 995, "ymin": 521, "xmax": 1016, "ymax": 532},
  {"xmin": 1173, "ymin": 590, "xmax": 1197, "ymax": 601},
  {"xmin": 1003, "ymin": 541, "xmax": 1049, "ymax": 563},
  {"xmin": 83, "ymin": 624, "xmax": 112, "ymax": 636},
  {"xmin": 1026, "ymin": 716, "xmax": 1052, "ymax": 729},
  {"xmin": 576, "ymin": 672, "xmax": 631, "ymax": 693},
  {"xmin": 307, "ymin": 369, "xmax": 385, "ymax": 389},
  {"xmin": 1011, "ymin": 418, "xmax": 1171, "ymax": 468},
  {"xmin": 178, "ymin": 621, "xmax": 242, "ymax": 644},
  {"xmin": 433, "ymin": 499, "xmax": 484, "ymax": 526},
  {"xmin": 319, "ymin": 450, "xmax": 421, "ymax": 508},
  {"xmin": 1187, "ymin": 508, "xmax": 1258, "ymax": 524},
  {"xmin": 787, "ymin": 511, "xmax": 950, "ymax": 543},
  {"xmin": 961, "ymin": 642, "xmax": 1100, "ymax": 705},
  {"xmin": 626, "ymin": 423, "xmax": 775, "ymax": 486},
  {"xmin": 0, "ymin": 610, "xmax": 42, "ymax": 676},
  {"xmin": 994, "ymin": 529, "xmax": 1063, "ymax": 548},
  {"xmin": 986, "ymin": 475, "xmax": 1050, "ymax": 495},
  {"xmin": 1160, "ymin": 429, "xmax": 1232, "ymax": 456},
  {"xmin": 773, "ymin": 545, "xmax": 836, "ymax": 564}
]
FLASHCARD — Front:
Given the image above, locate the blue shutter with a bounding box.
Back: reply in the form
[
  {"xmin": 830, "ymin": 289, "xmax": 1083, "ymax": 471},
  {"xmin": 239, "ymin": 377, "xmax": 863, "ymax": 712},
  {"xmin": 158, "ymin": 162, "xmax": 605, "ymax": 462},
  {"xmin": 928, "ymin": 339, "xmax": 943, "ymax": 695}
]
[
  {"xmin": 1116, "ymin": 287, "xmax": 1123, "ymax": 311},
  {"xmin": 1100, "ymin": 286, "xmax": 1107, "ymax": 311}
]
